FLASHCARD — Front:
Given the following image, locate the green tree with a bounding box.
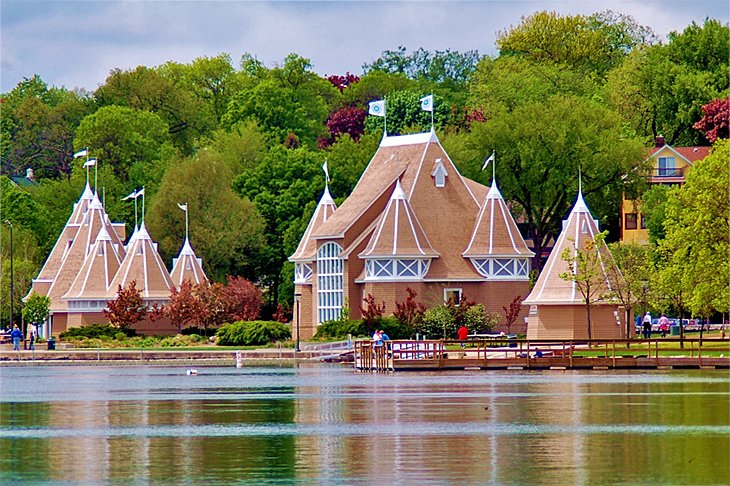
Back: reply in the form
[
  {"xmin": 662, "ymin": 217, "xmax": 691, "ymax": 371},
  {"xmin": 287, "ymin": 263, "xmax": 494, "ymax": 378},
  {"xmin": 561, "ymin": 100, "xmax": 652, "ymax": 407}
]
[
  {"xmin": 95, "ymin": 65, "xmax": 212, "ymax": 155},
  {"xmin": 74, "ymin": 105, "xmax": 174, "ymax": 181},
  {"xmin": 1, "ymin": 76, "xmax": 91, "ymax": 178},
  {"xmin": 22, "ymin": 292, "xmax": 50, "ymax": 326},
  {"xmin": 662, "ymin": 140, "xmax": 729, "ymax": 317},
  {"xmin": 607, "ymin": 241, "xmax": 652, "ymax": 338},
  {"xmin": 222, "ymin": 54, "xmax": 337, "ymax": 147},
  {"xmin": 497, "ymin": 10, "xmax": 655, "ymax": 75},
  {"xmin": 363, "ymin": 46, "xmax": 483, "ymax": 85},
  {"xmin": 639, "ymin": 185, "xmax": 672, "ymax": 244},
  {"xmin": 145, "ymin": 150, "xmax": 265, "ymax": 282},
  {"xmin": 363, "ymin": 89, "xmax": 450, "ymax": 135},
  {"xmin": 606, "ymin": 19, "xmax": 729, "ymax": 145},
  {"xmin": 559, "ymin": 232, "xmax": 614, "ymax": 340},
  {"xmin": 233, "ymin": 145, "xmax": 325, "ymax": 306},
  {"xmin": 464, "ymin": 94, "xmax": 646, "ymax": 268}
]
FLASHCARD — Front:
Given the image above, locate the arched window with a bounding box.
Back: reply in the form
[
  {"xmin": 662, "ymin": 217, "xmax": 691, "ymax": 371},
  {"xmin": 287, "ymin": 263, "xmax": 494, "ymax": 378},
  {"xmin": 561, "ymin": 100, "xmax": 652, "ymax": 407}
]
[{"xmin": 317, "ymin": 242, "xmax": 343, "ymax": 324}]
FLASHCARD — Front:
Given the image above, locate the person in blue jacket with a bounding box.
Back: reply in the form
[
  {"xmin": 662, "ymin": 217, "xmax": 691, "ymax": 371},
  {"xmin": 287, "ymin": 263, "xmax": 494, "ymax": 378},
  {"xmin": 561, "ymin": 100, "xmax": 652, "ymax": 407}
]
[{"xmin": 10, "ymin": 325, "xmax": 22, "ymax": 351}]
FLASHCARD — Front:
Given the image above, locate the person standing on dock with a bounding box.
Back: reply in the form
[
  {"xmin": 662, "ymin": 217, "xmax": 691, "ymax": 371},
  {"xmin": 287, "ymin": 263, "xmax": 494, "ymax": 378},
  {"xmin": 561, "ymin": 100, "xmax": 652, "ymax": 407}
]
[{"xmin": 458, "ymin": 325, "xmax": 468, "ymax": 348}]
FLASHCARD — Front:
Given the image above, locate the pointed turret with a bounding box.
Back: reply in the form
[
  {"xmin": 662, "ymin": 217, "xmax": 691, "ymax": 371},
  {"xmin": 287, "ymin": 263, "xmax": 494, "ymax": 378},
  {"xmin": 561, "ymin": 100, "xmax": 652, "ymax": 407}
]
[
  {"xmin": 289, "ymin": 185, "xmax": 338, "ymax": 262},
  {"xmin": 108, "ymin": 222, "xmax": 174, "ymax": 299},
  {"xmin": 45, "ymin": 191, "xmax": 126, "ymax": 313},
  {"xmin": 360, "ymin": 179, "xmax": 438, "ymax": 258},
  {"xmin": 63, "ymin": 225, "xmax": 124, "ymax": 300},
  {"xmin": 463, "ymin": 182, "xmax": 533, "ymax": 259},
  {"xmin": 170, "ymin": 237, "xmax": 208, "ymax": 287},
  {"xmin": 524, "ymin": 190, "xmax": 624, "ymax": 339}
]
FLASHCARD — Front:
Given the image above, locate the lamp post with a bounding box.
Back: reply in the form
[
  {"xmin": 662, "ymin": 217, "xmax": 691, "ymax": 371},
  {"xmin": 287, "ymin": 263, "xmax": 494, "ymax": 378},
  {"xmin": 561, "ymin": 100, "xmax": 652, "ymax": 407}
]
[
  {"xmin": 295, "ymin": 292, "xmax": 301, "ymax": 352},
  {"xmin": 4, "ymin": 221, "xmax": 13, "ymax": 334}
]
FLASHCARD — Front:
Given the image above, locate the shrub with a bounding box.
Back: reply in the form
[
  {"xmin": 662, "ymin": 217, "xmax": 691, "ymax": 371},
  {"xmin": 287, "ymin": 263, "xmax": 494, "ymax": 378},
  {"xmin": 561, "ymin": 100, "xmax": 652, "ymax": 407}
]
[
  {"xmin": 360, "ymin": 294, "xmax": 386, "ymax": 335},
  {"xmin": 462, "ymin": 304, "xmax": 500, "ymax": 334},
  {"xmin": 216, "ymin": 321, "xmax": 291, "ymax": 346},
  {"xmin": 418, "ymin": 306, "xmax": 455, "ymax": 339},
  {"xmin": 60, "ymin": 324, "xmax": 136, "ymax": 340},
  {"xmin": 378, "ymin": 316, "xmax": 413, "ymax": 339},
  {"xmin": 114, "ymin": 332, "xmax": 127, "ymax": 341},
  {"xmin": 314, "ymin": 319, "xmax": 367, "ymax": 339},
  {"xmin": 393, "ymin": 288, "xmax": 425, "ymax": 332}
]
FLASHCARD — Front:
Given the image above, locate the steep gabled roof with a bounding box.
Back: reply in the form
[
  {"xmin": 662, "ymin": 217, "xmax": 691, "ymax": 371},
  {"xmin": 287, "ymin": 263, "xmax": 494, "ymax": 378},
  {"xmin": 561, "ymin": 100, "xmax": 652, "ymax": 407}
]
[
  {"xmin": 108, "ymin": 223, "xmax": 174, "ymax": 299},
  {"xmin": 46, "ymin": 194, "xmax": 126, "ymax": 311},
  {"xmin": 289, "ymin": 185, "xmax": 337, "ymax": 262},
  {"xmin": 360, "ymin": 179, "xmax": 438, "ymax": 259},
  {"xmin": 63, "ymin": 225, "xmax": 124, "ymax": 299},
  {"xmin": 524, "ymin": 191, "xmax": 621, "ymax": 305},
  {"xmin": 463, "ymin": 182, "xmax": 534, "ymax": 258},
  {"xmin": 35, "ymin": 183, "xmax": 95, "ymax": 281},
  {"xmin": 170, "ymin": 237, "xmax": 208, "ymax": 287},
  {"xmin": 308, "ymin": 130, "xmax": 485, "ymax": 279}
]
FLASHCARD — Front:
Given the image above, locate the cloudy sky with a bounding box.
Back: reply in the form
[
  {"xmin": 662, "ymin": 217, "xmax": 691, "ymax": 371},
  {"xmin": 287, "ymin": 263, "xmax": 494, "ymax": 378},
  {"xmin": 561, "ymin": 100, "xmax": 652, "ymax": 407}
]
[{"xmin": 2, "ymin": 0, "xmax": 727, "ymax": 93}]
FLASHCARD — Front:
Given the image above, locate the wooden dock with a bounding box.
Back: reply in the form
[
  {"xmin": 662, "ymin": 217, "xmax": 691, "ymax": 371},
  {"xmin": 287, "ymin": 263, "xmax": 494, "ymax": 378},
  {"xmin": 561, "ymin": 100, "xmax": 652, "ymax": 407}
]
[{"xmin": 354, "ymin": 338, "xmax": 730, "ymax": 371}]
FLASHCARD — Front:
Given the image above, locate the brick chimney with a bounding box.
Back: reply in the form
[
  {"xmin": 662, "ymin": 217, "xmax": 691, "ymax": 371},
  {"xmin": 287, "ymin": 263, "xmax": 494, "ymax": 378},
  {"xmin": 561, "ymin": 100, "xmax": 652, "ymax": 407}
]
[{"xmin": 655, "ymin": 135, "xmax": 665, "ymax": 147}]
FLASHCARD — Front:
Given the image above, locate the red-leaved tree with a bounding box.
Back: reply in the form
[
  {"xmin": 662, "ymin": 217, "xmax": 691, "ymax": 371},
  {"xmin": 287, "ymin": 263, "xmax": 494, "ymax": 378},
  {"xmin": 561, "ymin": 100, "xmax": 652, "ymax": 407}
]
[
  {"xmin": 150, "ymin": 280, "xmax": 201, "ymax": 332},
  {"xmin": 693, "ymin": 97, "xmax": 729, "ymax": 143},
  {"xmin": 223, "ymin": 276, "xmax": 262, "ymax": 321},
  {"xmin": 194, "ymin": 282, "xmax": 228, "ymax": 335},
  {"xmin": 104, "ymin": 280, "xmax": 148, "ymax": 331},
  {"xmin": 502, "ymin": 295, "xmax": 523, "ymax": 335},
  {"xmin": 326, "ymin": 73, "xmax": 360, "ymax": 92},
  {"xmin": 319, "ymin": 106, "xmax": 368, "ymax": 148},
  {"xmin": 360, "ymin": 294, "xmax": 386, "ymax": 335},
  {"xmin": 394, "ymin": 288, "xmax": 426, "ymax": 330}
]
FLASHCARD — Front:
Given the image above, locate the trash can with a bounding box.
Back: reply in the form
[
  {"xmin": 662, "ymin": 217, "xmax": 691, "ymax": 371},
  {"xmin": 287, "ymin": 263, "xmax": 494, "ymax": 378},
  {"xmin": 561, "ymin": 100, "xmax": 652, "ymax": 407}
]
[
  {"xmin": 47, "ymin": 338, "xmax": 56, "ymax": 350},
  {"xmin": 670, "ymin": 325, "xmax": 680, "ymax": 336}
]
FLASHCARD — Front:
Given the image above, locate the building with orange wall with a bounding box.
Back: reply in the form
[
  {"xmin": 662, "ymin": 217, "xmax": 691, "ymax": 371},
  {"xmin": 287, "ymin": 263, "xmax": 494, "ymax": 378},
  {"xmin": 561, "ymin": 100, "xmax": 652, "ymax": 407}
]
[{"xmin": 290, "ymin": 130, "xmax": 533, "ymax": 339}]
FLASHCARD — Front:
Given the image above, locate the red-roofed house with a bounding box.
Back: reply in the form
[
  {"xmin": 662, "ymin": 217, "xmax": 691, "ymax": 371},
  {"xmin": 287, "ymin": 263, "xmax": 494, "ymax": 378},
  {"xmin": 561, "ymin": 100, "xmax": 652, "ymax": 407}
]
[
  {"xmin": 290, "ymin": 130, "xmax": 533, "ymax": 339},
  {"xmin": 621, "ymin": 137, "xmax": 711, "ymax": 243}
]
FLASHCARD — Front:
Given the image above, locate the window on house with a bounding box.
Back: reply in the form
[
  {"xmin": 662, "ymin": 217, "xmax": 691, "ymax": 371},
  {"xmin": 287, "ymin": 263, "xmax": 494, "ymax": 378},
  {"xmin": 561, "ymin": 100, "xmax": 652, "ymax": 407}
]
[
  {"xmin": 432, "ymin": 159, "xmax": 447, "ymax": 188},
  {"xmin": 294, "ymin": 263, "xmax": 313, "ymax": 284},
  {"xmin": 625, "ymin": 213, "xmax": 638, "ymax": 230},
  {"xmin": 317, "ymin": 242, "xmax": 343, "ymax": 324},
  {"xmin": 657, "ymin": 157, "xmax": 676, "ymax": 177},
  {"xmin": 444, "ymin": 288, "xmax": 462, "ymax": 305}
]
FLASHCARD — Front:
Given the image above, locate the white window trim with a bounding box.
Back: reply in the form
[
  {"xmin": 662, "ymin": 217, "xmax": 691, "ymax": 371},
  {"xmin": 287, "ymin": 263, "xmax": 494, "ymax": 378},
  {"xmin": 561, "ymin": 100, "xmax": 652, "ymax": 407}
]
[
  {"xmin": 294, "ymin": 262, "xmax": 313, "ymax": 284},
  {"xmin": 443, "ymin": 288, "xmax": 462, "ymax": 305},
  {"xmin": 470, "ymin": 257, "xmax": 530, "ymax": 280},
  {"xmin": 363, "ymin": 258, "xmax": 430, "ymax": 281}
]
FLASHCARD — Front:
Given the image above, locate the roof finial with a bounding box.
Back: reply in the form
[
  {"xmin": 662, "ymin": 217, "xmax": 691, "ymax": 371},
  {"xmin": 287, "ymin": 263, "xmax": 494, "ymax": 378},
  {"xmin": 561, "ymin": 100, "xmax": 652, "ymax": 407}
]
[{"xmin": 578, "ymin": 165, "xmax": 583, "ymax": 196}]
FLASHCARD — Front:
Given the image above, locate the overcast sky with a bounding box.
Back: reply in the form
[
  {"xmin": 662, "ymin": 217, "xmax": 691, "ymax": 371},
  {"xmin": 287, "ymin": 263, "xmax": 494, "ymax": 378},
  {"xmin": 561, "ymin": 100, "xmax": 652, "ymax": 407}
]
[{"xmin": 2, "ymin": 0, "xmax": 727, "ymax": 93}]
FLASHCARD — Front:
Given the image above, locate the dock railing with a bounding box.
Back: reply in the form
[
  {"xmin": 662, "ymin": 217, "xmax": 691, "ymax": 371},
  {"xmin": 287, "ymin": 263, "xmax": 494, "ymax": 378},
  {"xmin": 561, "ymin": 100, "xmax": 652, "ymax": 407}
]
[{"xmin": 354, "ymin": 337, "xmax": 730, "ymax": 371}]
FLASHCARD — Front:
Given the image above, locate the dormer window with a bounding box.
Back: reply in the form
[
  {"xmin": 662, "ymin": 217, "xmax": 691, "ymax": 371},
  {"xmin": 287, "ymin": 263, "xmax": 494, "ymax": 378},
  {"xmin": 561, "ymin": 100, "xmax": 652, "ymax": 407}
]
[
  {"xmin": 657, "ymin": 156, "xmax": 677, "ymax": 177},
  {"xmin": 431, "ymin": 158, "xmax": 448, "ymax": 188}
]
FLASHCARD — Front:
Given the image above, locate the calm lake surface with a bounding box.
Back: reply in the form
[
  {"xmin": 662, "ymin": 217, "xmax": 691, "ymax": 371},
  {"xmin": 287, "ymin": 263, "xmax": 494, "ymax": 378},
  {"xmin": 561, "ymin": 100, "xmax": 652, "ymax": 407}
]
[{"xmin": 1, "ymin": 364, "xmax": 728, "ymax": 484}]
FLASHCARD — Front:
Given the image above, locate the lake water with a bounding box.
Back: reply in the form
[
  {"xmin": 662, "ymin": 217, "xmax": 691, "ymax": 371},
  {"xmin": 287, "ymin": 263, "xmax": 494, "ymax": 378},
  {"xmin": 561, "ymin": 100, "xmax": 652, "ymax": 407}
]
[{"xmin": 1, "ymin": 364, "xmax": 728, "ymax": 484}]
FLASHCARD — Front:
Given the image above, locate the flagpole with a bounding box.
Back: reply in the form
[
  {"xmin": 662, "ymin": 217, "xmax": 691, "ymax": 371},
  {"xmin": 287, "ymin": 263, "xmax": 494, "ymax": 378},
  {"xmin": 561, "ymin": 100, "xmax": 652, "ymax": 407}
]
[
  {"xmin": 102, "ymin": 187, "xmax": 106, "ymax": 209},
  {"xmin": 134, "ymin": 196, "xmax": 138, "ymax": 230},
  {"xmin": 185, "ymin": 203, "xmax": 189, "ymax": 241},
  {"xmin": 94, "ymin": 157, "xmax": 98, "ymax": 195},
  {"xmin": 85, "ymin": 149, "xmax": 90, "ymax": 186},
  {"xmin": 383, "ymin": 97, "xmax": 387, "ymax": 137},
  {"xmin": 141, "ymin": 186, "xmax": 145, "ymax": 223},
  {"xmin": 492, "ymin": 150, "xmax": 496, "ymax": 183},
  {"xmin": 431, "ymin": 92, "xmax": 434, "ymax": 131}
]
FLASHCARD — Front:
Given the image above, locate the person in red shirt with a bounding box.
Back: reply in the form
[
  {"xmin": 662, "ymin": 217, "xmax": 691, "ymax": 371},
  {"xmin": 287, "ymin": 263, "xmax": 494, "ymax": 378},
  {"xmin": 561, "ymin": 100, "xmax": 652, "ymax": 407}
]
[{"xmin": 457, "ymin": 325, "xmax": 469, "ymax": 348}]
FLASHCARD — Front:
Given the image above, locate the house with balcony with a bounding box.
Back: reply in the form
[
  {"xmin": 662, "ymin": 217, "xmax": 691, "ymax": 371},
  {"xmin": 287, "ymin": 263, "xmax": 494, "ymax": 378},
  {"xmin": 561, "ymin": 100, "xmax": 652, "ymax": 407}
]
[{"xmin": 620, "ymin": 136, "xmax": 710, "ymax": 243}]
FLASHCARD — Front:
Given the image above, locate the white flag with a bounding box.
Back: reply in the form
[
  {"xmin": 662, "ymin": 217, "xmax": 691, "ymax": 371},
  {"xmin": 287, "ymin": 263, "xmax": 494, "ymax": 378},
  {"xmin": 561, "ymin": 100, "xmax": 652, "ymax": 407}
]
[
  {"xmin": 482, "ymin": 151, "xmax": 495, "ymax": 171},
  {"xmin": 122, "ymin": 190, "xmax": 138, "ymax": 201},
  {"xmin": 74, "ymin": 148, "xmax": 88, "ymax": 158},
  {"xmin": 177, "ymin": 203, "xmax": 188, "ymax": 212},
  {"xmin": 322, "ymin": 161, "xmax": 330, "ymax": 182},
  {"xmin": 84, "ymin": 158, "xmax": 97, "ymax": 167},
  {"xmin": 368, "ymin": 100, "xmax": 385, "ymax": 117},
  {"xmin": 420, "ymin": 94, "xmax": 433, "ymax": 112},
  {"xmin": 136, "ymin": 187, "xmax": 145, "ymax": 197}
]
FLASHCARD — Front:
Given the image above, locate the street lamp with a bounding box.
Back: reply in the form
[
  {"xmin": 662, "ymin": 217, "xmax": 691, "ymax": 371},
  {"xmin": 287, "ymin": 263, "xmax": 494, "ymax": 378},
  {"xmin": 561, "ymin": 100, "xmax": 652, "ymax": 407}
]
[
  {"xmin": 295, "ymin": 292, "xmax": 302, "ymax": 352},
  {"xmin": 4, "ymin": 221, "xmax": 13, "ymax": 334}
]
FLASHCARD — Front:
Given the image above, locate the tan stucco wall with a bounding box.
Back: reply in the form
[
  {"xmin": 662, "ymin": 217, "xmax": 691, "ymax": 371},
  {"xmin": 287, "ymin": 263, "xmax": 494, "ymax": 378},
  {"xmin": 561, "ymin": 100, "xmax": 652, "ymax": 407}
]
[{"xmin": 526, "ymin": 304, "xmax": 625, "ymax": 340}]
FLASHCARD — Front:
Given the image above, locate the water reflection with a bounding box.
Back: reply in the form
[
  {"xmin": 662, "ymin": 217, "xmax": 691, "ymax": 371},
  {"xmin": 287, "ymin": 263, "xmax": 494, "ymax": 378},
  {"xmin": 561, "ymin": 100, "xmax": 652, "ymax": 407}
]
[{"xmin": 1, "ymin": 365, "xmax": 728, "ymax": 484}]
